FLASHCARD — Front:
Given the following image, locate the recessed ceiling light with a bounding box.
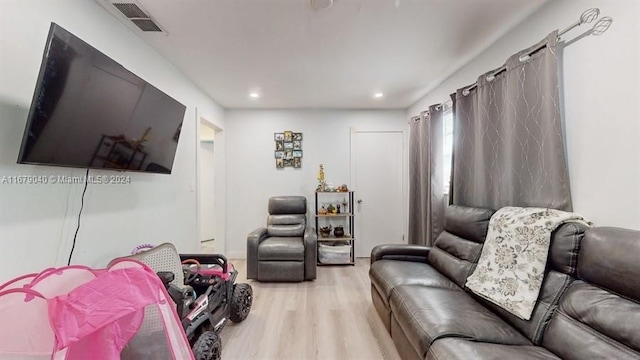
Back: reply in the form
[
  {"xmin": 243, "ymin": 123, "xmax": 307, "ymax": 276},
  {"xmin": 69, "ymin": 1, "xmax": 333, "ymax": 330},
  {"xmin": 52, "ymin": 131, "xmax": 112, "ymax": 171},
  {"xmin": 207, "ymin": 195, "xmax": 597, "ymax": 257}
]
[
  {"xmin": 373, "ymin": 92, "xmax": 384, "ymax": 98},
  {"xmin": 310, "ymin": 0, "xmax": 333, "ymax": 10},
  {"xmin": 249, "ymin": 92, "xmax": 260, "ymax": 99}
]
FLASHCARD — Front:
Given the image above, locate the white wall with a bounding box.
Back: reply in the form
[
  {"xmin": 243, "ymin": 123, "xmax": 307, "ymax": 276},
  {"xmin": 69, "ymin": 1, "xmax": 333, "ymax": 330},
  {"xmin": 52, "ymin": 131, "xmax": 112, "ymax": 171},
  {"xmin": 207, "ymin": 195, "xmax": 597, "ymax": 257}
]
[
  {"xmin": 0, "ymin": 0, "xmax": 225, "ymax": 283},
  {"xmin": 409, "ymin": 0, "xmax": 640, "ymax": 230},
  {"xmin": 224, "ymin": 109, "xmax": 407, "ymax": 258}
]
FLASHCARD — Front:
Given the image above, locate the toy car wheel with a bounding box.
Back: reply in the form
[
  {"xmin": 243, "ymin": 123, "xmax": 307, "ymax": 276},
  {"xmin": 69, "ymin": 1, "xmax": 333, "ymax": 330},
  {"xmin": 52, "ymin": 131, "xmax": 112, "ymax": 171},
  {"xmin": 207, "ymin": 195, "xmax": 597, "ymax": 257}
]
[
  {"xmin": 229, "ymin": 283, "xmax": 253, "ymax": 322},
  {"xmin": 193, "ymin": 331, "xmax": 221, "ymax": 360}
]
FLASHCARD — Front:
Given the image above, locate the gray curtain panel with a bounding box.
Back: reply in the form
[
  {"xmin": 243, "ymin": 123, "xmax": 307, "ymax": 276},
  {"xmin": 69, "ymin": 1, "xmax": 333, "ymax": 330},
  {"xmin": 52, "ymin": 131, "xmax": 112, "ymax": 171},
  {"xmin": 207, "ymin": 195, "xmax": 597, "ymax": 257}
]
[
  {"xmin": 408, "ymin": 104, "xmax": 444, "ymax": 246},
  {"xmin": 451, "ymin": 31, "xmax": 572, "ymax": 211}
]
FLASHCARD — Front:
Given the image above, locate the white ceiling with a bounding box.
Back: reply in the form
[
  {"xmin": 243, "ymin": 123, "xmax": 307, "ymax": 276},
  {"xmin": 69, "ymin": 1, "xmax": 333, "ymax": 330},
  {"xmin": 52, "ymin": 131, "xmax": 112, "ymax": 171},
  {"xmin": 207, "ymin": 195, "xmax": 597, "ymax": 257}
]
[{"xmin": 97, "ymin": 0, "xmax": 548, "ymax": 109}]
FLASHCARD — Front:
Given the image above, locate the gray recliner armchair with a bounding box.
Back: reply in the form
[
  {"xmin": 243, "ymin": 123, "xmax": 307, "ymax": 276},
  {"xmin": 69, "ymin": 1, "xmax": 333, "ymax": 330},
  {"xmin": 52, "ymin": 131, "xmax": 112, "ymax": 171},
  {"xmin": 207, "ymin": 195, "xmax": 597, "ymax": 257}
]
[{"xmin": 247, "ymin": 196, "xmax": 317, "ymax": 282}]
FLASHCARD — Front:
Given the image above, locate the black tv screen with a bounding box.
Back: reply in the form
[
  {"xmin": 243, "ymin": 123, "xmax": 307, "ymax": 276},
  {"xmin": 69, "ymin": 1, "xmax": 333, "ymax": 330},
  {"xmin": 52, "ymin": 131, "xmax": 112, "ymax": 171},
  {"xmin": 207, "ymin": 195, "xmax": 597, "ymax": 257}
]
[{"xmin": 18, "ymin": 23, "xmax": 186, "ymax": 174}]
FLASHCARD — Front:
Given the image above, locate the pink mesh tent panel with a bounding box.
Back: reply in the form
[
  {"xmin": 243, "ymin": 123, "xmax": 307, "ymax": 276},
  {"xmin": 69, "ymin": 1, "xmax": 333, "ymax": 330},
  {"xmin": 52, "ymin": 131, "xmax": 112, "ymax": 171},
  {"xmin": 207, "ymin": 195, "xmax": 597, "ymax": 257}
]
[
  {"xmin": 0, "ymin": 265, "xmax": 99, "ymax": 294},
  {"xmin": 0, "ymin": 288, "xmax": 53, "ymax": 360},
  {"xmin": 0, "ymin": 273, "xmax": 39, "ymax": 292},
  {"xmin": 29, "ymin": 266, "xmax": 102, "ymax": 298},
  {"xmin": 0, "ymin": 260, "xmax": 193, "ymax": 360}
]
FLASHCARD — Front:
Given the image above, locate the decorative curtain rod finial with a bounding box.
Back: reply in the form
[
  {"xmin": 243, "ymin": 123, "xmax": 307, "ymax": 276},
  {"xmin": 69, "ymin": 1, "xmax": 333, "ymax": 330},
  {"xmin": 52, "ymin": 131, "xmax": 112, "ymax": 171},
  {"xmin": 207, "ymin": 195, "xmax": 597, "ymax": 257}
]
[
  {"xmin": 559, "ymin": 8, "xmax": 600, "ymax": 37},
  {"xmin": 591, "ymin": 17, "xmax": 613, "ymax": 36}
]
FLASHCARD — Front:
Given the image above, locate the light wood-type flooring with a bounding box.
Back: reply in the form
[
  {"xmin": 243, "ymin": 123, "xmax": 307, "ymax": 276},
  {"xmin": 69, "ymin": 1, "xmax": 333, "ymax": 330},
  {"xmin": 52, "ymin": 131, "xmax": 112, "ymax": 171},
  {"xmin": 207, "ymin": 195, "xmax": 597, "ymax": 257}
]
[{"xmin": 219, "ymin": 258, "xmax": 401, "ymax": 360}]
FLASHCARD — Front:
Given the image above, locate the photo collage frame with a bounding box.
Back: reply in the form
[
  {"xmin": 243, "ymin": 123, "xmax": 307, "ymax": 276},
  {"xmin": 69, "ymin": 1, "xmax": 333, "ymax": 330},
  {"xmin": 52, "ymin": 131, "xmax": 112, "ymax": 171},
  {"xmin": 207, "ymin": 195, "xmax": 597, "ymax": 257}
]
[{"xmin": 274, "ymin": 131, "xmax": 302, "ymax": 169}]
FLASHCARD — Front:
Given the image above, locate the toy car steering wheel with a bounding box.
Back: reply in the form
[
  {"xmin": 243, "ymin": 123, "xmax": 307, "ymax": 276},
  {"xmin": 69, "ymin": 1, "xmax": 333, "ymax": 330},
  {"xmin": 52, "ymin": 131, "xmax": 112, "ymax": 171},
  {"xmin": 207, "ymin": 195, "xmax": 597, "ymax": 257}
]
[{"xmin": 181, "ymin": 259, "xmax": 201, "ymax": 284}]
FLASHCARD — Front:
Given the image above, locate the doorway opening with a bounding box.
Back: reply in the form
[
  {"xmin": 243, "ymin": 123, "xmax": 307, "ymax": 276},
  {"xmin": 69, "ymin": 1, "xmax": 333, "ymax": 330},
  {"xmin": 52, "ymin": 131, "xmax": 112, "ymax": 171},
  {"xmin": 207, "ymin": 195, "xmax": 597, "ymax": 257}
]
[{"xmin": 197, "ymin": 117, "xmax": 221, "ymax": 253}]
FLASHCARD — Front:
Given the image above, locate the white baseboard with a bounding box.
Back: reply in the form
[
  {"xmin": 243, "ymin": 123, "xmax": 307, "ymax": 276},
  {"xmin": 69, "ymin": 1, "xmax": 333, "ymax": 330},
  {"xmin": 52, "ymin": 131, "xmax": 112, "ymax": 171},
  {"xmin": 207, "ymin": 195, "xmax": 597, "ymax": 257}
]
[{"xmin": 226, "ymin": 251, "xmax": 246, "ymax": 260}]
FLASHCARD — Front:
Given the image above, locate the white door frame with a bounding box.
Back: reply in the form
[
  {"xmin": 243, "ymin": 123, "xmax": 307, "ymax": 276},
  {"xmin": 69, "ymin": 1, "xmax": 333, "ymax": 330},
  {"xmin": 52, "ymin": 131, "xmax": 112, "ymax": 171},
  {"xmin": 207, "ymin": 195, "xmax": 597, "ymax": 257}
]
[
  {"xmin": 195, "ymin": 108, "xmax": 222, "ymax": 251},
  {"xmin": 350, "ymin": 127, "xmax": 408, "ymax": 254},
  {"xmin": 195, "ymin": 109, "xmax": 201, "ymax": 250}
]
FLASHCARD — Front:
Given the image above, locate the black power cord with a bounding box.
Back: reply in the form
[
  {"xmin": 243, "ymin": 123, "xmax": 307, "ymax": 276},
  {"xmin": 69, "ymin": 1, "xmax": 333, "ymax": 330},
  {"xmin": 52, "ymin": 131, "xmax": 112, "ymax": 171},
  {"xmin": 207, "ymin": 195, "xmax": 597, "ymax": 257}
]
[{"xmin": 67, "ymin": 168, "xmax": 90, "ymax": 265}]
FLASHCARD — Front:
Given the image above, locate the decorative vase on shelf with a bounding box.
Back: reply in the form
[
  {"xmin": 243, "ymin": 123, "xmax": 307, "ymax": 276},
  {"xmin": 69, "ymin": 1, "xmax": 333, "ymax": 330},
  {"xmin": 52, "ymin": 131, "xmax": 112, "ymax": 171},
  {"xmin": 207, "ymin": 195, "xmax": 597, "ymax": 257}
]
[
  {"xmin": 334, "ymin": 226, "xmax": 344, "ymax": 238},
  {"xmin": 320, "ymin": 225, "xmax": 332, "ymax": 238}
]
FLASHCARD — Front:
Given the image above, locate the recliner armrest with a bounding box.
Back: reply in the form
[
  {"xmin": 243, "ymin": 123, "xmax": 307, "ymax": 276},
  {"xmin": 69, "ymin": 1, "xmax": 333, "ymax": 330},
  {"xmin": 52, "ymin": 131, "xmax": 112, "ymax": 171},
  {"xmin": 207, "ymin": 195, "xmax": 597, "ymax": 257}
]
[
  {"xmin": 370, "ymin": 244, "xmax": 431, "ymax": 264},
  {"xmin": 247, "ymin": 227, "xmax": 268, "ymax": 279},
  {"xmin": 303, "ymin": 227, "xmax": 317, "ymax": 280},
  {"xmin": 248, "ymin": 228, "xmax": 268, "ymax": 242},
  {"xmin": 303, "ymin": 226, "xmax": 317, "ymax": 245}
]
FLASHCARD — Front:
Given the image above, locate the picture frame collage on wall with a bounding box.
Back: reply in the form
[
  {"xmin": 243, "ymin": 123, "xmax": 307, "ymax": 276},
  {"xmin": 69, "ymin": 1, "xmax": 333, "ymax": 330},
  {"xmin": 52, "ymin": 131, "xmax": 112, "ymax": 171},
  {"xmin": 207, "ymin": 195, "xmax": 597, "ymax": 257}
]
[{"xmin": 274, "ymin": 131, "xmax": 302, "ymax": 169}]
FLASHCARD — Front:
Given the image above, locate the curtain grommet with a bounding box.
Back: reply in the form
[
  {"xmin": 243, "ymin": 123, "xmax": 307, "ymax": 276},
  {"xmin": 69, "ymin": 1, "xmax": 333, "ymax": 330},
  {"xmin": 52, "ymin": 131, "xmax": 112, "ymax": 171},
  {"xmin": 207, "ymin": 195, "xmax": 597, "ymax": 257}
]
[{"xmin": 519, "ymin": 54, "xmax": 531, "ymax": 62}]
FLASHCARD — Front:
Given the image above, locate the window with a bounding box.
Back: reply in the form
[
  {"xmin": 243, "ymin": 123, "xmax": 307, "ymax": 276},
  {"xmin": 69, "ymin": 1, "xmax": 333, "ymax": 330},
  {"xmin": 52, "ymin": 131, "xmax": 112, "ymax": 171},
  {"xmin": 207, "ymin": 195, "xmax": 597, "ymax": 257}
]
[{"xmin": 443, "ymin": 109, "xmax": 453, "ymax": 194}]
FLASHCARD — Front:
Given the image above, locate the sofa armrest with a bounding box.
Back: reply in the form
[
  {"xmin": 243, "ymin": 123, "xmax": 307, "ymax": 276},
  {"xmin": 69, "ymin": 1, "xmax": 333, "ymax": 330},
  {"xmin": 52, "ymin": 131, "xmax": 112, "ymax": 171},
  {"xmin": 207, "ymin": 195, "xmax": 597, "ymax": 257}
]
[
  {"xmin": 370, "ymin": 244, "xmax": 431, "ymax": 264},
  {"xmin": 303, "ymin": 227, "xmax": 317, "ymax": 280},
  {"xmin": 247, "ymin": 227, "xmax": 268, "ymax": 279}
]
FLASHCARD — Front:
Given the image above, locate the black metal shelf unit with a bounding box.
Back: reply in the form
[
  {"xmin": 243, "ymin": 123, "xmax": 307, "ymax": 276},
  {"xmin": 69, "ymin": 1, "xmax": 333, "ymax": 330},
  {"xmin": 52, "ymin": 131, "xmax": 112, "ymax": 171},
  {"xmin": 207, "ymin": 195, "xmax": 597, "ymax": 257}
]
[{"xmin": 315, "ymin": 191, "xmax": 355, "ymax": 265}]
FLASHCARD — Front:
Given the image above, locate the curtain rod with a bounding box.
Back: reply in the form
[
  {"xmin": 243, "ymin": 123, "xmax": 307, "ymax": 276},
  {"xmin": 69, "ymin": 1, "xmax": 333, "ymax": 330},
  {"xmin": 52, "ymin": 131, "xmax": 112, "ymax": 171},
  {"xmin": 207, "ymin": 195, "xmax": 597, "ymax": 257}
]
[
  {"xmin": 435, "ymin": 99, "xmax": 452, "ymax": 111},
  {"xmin": 411, "ymin": 8, "xmax": 613, "ymax": 120},
  {"xmin": 408, "ymin": 99, "xmax": 453, "ymax": 123},
  {"xmin": 460, "ymin": 8, "xmax": 613, "ymax": 96}
]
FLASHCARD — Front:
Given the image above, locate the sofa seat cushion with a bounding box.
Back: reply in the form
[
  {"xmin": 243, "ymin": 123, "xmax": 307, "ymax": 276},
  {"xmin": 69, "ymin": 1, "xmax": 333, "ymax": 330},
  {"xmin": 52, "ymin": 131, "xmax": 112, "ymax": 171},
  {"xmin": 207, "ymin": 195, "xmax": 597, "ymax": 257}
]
[
  {"xmin": 258, "ymin": 237, "xmax": 304, "ymax": 261},
  {"xmin": 370, "ymin": 260, "xmax": 461, "ymax": 307},
  {"xmin": 390, "ymin": 285, "xmax": 530, "ymax": 358},
  {"xmin": 426, "ymin": 338, "xmax": 560, "ymax": 360}
]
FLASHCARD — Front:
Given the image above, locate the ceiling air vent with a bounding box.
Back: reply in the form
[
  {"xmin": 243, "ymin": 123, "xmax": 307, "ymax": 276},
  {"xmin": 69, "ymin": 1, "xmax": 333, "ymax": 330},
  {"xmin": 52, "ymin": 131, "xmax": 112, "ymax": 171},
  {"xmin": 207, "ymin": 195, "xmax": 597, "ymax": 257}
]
[
  {"xmin": 131, "ymin": 19, "xmax": 162, "ymax": 32},
  {"xmin": 111, "ymin": 2, "xmax": 163, "ymax": 32}
]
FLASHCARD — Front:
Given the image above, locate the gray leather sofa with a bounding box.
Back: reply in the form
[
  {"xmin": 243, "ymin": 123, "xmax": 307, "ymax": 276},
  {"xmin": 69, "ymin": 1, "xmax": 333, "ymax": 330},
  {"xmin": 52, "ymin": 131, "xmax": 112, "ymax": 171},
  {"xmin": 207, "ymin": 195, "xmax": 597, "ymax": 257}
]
[
  {"xmin": 370, "ymin": 205, "xmax": 640, "ymax": 359},
  {"xmin": 247, "ymin": 196, "xmax": 316, "ymax": 282}
]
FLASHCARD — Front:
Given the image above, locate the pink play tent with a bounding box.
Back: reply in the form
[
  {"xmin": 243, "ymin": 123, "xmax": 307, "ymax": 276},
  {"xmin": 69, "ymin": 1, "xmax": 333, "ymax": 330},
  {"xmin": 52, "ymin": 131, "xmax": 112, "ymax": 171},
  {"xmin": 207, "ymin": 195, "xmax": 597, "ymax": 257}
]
[{"xmin": 0, "ymin": 259, "xmax": 193, "ymax": 359}]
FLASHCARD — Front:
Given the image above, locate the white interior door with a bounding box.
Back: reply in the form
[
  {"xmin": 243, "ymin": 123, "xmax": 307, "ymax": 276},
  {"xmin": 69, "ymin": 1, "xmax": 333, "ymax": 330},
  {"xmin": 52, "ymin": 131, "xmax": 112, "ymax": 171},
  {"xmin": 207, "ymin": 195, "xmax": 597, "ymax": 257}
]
[{"xmin": 351, "ymin": 130, "xmax": 405, "ymax": 257}]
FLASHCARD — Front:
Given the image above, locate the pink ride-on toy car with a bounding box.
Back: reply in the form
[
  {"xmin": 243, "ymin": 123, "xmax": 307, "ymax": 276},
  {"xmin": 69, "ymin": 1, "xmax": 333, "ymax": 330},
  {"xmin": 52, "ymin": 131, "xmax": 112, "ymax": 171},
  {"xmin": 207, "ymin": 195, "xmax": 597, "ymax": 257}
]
[{"xmin": 115, "ymin": 243, "xmax": 253, "ymax": 360}]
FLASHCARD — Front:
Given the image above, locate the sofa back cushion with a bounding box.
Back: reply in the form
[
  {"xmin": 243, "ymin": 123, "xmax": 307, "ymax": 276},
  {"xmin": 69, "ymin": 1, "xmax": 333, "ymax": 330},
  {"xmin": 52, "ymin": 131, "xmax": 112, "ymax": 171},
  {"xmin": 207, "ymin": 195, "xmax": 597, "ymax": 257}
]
[
  {"xmin": 476, "ymin": 221, "xmax": 589, "ymax": 344},
  {"xmin": 267, "ymin": 196, "xmax": 307, "ymax": 237},
  {"xmin": 576, "ymin": 227, "xmax": 640, "ymax": 301},
  {"xmin": 427, "ymin": 205, "xmax": 495, "ymax": 288},
  {"xmin": 267, "ymin": 214, "xmax": 306, "ymax": 237},
  {"xmin": 542, "ymin": 227, "xmax": 640, "ymax": 359},
  {"xmin": 268, "ymin": 196, "xmax": 307, "ymax": 215}
]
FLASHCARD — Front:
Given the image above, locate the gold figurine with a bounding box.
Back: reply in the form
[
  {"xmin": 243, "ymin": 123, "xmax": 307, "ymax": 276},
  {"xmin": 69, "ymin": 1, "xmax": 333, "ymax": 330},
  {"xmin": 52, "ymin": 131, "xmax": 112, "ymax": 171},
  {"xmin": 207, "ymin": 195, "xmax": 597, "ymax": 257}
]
[{"xmin": 316, "ymin": 164, "xmax": 327, "ymax": 192}]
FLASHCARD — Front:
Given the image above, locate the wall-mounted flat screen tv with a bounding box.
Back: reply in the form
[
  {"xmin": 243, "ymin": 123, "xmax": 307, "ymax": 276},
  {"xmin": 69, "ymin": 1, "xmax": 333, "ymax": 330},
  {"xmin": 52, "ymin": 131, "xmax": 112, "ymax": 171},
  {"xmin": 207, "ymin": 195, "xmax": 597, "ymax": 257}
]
[{"xmin": 18, "ymin": 23, "xmax": 186, "ymax": 174}]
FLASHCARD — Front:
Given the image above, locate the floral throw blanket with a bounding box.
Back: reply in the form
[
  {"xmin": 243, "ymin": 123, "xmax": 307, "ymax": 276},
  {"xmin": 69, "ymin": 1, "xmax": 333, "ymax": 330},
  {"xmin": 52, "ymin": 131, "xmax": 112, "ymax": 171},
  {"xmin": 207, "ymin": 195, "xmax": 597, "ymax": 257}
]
[{"xmin": 465, "ymin": 207, "xmax": 590, "ymax": 320}]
